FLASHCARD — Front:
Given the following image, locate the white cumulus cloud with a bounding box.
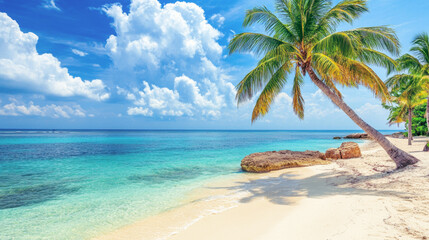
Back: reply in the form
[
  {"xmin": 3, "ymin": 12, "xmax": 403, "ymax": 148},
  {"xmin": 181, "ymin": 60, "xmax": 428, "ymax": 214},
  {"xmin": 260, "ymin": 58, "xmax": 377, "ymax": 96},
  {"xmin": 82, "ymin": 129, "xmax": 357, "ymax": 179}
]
[
  {"xmin": 0, "ymin": 12, "xmax": 110, "ymax": 101},
  {"xmin": 209, "ymin": 14, "xmax": 225, "ymax": 27},
  {"xmin": 103, "ymin": 0, "xmax": 223, "ymax": 70},
  {"xmin": 0, "ymin": 99, "xmax": 86, "ymax": 118},
  {"xmin": 121, "ymin": 80, "xmax": 192, "ymax": 117},
  {"xmin": 127, "ymin": 107, "xmax": 153, "ymax": 116},
  {"xmin": 119, "ymin": 75, "xmax": 230, "ymax": 118},
  {"xmin": 105, "ymin": 0, "xmax": 236, "ymax": 119}
]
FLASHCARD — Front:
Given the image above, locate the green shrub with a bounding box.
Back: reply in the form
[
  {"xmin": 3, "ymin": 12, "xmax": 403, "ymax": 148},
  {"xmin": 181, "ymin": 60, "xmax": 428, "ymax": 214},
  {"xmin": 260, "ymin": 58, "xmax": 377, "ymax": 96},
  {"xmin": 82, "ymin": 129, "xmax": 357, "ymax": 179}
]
[{"xmin": 405, "ymin": 104, "xmax": 428, "ymax": 136}]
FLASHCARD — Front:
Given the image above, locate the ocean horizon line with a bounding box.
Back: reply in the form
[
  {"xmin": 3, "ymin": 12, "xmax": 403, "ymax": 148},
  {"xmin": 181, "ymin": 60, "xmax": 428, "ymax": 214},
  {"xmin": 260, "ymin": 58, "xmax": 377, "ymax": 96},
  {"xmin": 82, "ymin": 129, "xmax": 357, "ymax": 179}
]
[{"xmin": 0, "ymin": 128, "xmax": 401, "ymax": 132}]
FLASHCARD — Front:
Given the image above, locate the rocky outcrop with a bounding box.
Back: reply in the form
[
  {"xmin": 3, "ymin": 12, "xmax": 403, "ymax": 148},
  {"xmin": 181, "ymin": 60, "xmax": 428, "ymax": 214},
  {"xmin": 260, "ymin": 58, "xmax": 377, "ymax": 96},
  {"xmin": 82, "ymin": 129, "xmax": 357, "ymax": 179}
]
[
  {"xmin": 424, "ymin": 142, "xmax": 429, "ymax": 152},
  {"xmin": 390, "ymin": 132, "xmax": 406, "ymax": 139},
  {"xmin": 333, "ymin": 137, "xmax": 342, "ymax": 139},
  {"xmin": 241, "ymin": 150, "xmax": 329, "ymax": 173},
  {"xmin": 344, "ymin": 133, "xmax": 370, "ymax": 139},
  {"xmin": 325, "ymin": 142, "xmax": 362, "ymax": 160}
]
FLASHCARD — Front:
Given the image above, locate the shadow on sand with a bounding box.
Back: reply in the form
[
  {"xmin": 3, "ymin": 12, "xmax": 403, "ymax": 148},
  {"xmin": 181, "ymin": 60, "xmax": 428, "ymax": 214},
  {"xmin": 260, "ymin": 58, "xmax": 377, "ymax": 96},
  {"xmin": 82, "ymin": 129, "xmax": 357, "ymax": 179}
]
[{"xmin": 208, "ymin": 169, "xmax": 411, "ymax": 206}]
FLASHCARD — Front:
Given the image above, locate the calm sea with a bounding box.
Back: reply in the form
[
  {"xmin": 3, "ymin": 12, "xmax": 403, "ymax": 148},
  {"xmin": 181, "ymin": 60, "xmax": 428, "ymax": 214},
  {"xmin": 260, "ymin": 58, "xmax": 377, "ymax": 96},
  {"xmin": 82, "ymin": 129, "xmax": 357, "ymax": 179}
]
[{"xmin": 0, "ymin": 130, "xmax": 396, "ymax": 239}]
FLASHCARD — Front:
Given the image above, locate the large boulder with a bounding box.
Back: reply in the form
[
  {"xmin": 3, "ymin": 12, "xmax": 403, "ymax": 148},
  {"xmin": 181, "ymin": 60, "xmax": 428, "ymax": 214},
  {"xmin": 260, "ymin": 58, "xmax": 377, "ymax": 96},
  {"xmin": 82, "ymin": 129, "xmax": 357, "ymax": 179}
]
[
  {"xmin": 241, "ymin": 150, "xmax": 329, "ymax": 173},
  {"xmin": 344, "ymin": 133, "xmax": 370, "ymax": 139},
  {"xmin": 339, "ymin": 142, "xmax": 362, "ymax": 159},
  {"xmin": 325, "ymin": 148, "xmax": 341, "ymax": 160},
  {"xmin": 325, "ymin": 142, "xmax": 362, "ymax": 160}
]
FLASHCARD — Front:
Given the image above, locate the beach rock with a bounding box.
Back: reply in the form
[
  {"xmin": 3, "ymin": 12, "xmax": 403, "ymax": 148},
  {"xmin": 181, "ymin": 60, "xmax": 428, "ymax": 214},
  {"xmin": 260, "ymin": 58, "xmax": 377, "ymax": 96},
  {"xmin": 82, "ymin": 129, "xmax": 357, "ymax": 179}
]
[
  {"xmin": 338, "ymin": 142, "xmax": 362, "ymax": 159},
  {"xmin": 424, "ymin": 142, "xmax": 429, "ymax": 152},
  {"xmin": 344, "ymin": 133, "xmax": 370, "ymax": 139},
  {"xmin": 390, "ymin": 132, "xmax": 406, "ymax": 139},
  {"xmin": 324, "ymin": 142, "xmax": 362, "ymax": 160},
  {"xmin": 325, "ymin": 148, "xmax": 341, "ymax": 160},
  {"xmin": 333, "ymin": 137, "xmax": 342, "ymax": 139},
  {"xmin": 241, "ymin": 150, "xmax": 329, "ymax": 173}
]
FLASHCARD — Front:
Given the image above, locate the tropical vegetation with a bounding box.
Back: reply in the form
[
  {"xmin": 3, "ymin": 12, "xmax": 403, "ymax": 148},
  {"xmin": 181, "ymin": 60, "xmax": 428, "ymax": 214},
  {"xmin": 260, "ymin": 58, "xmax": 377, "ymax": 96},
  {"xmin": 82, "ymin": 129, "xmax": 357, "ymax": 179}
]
[
  {"xmin": 385, "ymin": 33, "xmax": 429, "ymax": 140},
  {"xmin": 384, "ymin": 103, "xmax": 428, "ymax": 138},
  {"xmin": 408, "ymin": 104, "xmax": 429, "ymax": 137},
  {"xmin": 228, "ymin": 0, "xmax": 420, "ymax": 168},
  {"xmin": 384, "ymin": 78, "xmax": 426, "ymax": 145}
]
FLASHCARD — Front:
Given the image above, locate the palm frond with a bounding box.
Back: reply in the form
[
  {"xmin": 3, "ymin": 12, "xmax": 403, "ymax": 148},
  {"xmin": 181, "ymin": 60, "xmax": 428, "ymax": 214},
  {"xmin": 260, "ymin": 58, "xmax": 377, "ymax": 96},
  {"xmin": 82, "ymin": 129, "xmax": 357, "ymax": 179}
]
[
  {"xmin": 411, "ymin": 33, "xmax": 429, "ymax": 64},
  {"xmin": 312, "ymin": 52, "xmax": 343, "ymax": 80},
  {"xmin": 396, "ymin": 54, "xmax": 423, "ymax": 74},
  {"xmin": 251, "ymin": 63, "xmax": 292, "ymax": 122},
  {"xmin": 357, "ymin": 48, "xmax": 397, "ymax": 74},
  {"xmin": 311, "ymin": 53, "xmax": 344, "ymax": 98},
  {"xmin": 292, "ymin": 65, "xmax": 305, "ymax": 119},
  {"xmin": 235, "ymin": 55, "xmax": 287, "ymax": 104},
  {"xmin": 346, "ymin": 27, "xmax": 400, "ymax": 56},
  {"xmin": 243, "ymin": 6, "xmax": 297, "ymax": 42},
  {"xmin": 385, "ymin": 74, "xmax": 415, "ymax": 90},
  {"xmin": 336, "ymin": 56, "xmax": 389, "ymax": 100},
  {"xmin": 386, "ymin": 103, "xmax": 408, "ymax": 125},
  {"xmin": 313, "ymin": 31, "xmax": 356, "ymax": 56},
  {"xmin": 312, "ymin": 0, "xmax": 367, "ymax": 42},
  {"xmin": 323, "ymin": 0, "xmax": 367, "ymax": 24},
  {"xmin": 228, "ymin": 33, "xmax": 285, "ymax": 55},
  {"xmin": 257, "ymin": 43, "xmax": 300, "ymax": 64},
  {"xmin": 275, "ymin": 0, "xmax": 305, "ymax": 41}
]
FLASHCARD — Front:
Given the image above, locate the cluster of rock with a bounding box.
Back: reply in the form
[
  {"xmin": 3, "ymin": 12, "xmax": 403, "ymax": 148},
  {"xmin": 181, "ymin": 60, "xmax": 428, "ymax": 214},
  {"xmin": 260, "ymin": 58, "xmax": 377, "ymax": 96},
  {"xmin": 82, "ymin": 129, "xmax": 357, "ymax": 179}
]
[
  {"xmin": 334, "ymin": 132, "xmax": 408, "ymax": 140},
  {"xmin": 344, "ymin": 133, "xmax": 370, "ymax": 139},
  {"xmin": 333, "ymin": 133, "xmax": 370, "ymax": 140},
  {"xmin": 241, "ymin": 142, "xmax": 362, "ymax": 173}
]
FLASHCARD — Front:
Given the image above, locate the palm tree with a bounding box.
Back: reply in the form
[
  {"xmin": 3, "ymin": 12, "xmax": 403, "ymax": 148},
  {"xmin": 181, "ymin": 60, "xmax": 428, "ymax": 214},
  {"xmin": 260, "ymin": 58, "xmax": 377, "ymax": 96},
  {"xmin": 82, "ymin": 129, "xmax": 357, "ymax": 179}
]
[
  {"xmin": 393, "ymin": 33, "xmax": 429, "ymax": 133},
  {"xmin": 385, "ymin": 76, "xmax": 427, "ymax": 145},
  {"xmin": 228, "ymin": 0, "xmax": 419, "ymax": 168}
]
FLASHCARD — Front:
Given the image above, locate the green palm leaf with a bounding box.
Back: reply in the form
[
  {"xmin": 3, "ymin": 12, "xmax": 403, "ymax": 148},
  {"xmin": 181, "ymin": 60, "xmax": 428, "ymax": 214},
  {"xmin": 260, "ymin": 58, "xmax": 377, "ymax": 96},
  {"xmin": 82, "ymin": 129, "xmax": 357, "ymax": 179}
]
[{"xmin": 252, "ymin": 63, "xmax": 292, "ymax": 122}]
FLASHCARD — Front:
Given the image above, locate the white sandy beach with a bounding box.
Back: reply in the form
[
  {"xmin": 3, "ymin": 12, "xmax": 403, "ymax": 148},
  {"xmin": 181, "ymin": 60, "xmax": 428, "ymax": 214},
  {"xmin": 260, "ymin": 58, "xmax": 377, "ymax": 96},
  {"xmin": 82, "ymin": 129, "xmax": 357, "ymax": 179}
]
[{"xmin": 96, "ymin": 137, "xmax": 429, "ymax": 240}]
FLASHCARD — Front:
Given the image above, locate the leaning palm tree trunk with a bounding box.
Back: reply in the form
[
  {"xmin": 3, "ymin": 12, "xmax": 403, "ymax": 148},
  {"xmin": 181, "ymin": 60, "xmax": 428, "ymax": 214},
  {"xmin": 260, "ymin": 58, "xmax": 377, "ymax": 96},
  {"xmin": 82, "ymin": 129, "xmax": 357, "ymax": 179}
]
[
  {"xmin": 408, "ymin": 108, "xmax": 413, "ymax": 145},
  {"xmin": 307, "ymin": 67, "xmax": 419, "ymax": 168}
]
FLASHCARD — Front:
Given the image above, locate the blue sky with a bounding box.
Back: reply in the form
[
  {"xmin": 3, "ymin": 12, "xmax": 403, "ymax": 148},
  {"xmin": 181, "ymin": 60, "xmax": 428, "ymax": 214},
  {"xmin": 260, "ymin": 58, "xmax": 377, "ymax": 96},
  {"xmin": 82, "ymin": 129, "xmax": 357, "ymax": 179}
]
[{"xmin": 0, "ymin": 0, "xmax": 428, "ymax": 130}]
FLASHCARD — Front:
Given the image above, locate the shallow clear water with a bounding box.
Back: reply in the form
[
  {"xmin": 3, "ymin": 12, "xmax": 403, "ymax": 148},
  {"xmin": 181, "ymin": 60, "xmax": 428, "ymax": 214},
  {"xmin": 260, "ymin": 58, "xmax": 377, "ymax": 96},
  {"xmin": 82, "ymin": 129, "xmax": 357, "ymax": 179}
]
[{"xmin": 0, "ymin": 130, "xmax": 395, "ymax": 239}]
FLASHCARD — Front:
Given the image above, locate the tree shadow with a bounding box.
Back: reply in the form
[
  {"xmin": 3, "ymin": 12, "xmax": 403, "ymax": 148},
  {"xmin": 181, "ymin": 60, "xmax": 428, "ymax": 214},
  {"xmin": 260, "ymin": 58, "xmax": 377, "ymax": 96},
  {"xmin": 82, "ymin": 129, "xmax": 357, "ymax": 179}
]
[{"xmin": 208, "ymin": 169, "xmax": 410, "ymax": 206}]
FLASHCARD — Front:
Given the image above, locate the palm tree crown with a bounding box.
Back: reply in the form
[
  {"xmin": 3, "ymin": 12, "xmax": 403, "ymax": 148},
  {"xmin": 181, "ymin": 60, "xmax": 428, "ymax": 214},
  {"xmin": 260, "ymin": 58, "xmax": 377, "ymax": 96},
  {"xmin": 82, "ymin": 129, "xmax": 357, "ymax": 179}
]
[
  {"xmin": 229, "ymin": 0, "xmax": 420, "ymax": 168},
  {"xmin": 387, "ymin": 33, "xmax": 429, "ymax": 136},
  {"xmin": 385, "ymin": 78, "xmax": 426, "ymax": 125},
  {"xmin": 229, "ymin": 0, "xmax": 399, "ymax": 122}
]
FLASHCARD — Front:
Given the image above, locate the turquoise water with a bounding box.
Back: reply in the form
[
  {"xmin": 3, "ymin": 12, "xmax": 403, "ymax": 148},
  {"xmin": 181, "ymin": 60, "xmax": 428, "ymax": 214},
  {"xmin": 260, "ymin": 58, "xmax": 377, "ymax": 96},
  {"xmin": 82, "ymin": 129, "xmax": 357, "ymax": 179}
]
[{"xmin": 0, "ymin": 130, "xmax": 395, "ymax": 239}]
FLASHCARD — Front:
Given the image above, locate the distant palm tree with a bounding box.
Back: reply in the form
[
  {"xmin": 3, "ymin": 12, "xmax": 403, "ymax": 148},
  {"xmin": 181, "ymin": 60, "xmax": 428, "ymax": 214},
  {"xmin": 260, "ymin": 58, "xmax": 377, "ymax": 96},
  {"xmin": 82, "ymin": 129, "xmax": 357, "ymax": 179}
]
[
  {"xmin": 385, "ymin": 76, "xmax": 427, "ymax": 145},
  {"xmin": 392, "ymin": 33, "xmax": 429, "ymax": 133},
  {"xmin": 228, "ymin": 0, "xmax": 419, "ymax": 168}
]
